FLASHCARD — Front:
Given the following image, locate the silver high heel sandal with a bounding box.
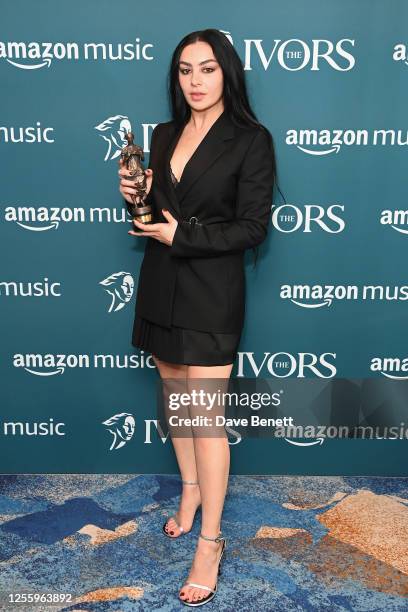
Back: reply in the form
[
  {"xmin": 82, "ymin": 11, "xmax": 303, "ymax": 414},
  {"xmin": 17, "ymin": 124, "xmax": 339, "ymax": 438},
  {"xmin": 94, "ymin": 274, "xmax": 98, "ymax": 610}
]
[
  {"xmin": 179, "ymin": 531, "xmax": 227, "ymax": 607},
  {"xmin": 162, "ymin": 480, "xmax": 201, "ymax": 538}
]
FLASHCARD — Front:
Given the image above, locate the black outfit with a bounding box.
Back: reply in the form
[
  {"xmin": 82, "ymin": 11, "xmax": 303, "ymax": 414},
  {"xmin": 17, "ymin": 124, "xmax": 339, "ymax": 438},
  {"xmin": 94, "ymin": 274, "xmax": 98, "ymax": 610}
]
[
  {"xmin": 131, "ymin": 110, "xmax": 276, "ymax": 365},
  {"xmin": 132, "ymin": 164, "xmax": 242, "ymax": 365}
]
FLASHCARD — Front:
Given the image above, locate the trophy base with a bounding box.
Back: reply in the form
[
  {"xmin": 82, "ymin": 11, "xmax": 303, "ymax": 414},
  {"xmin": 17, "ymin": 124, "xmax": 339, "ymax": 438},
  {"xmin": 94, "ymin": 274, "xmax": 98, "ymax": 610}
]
[
  {"xmin": 138, "ymin": 213, "xmax": 153, "ymax": 223},
  {"xmin": 127, "ymin": 202, "xmax": 153, "ymax": 225}
]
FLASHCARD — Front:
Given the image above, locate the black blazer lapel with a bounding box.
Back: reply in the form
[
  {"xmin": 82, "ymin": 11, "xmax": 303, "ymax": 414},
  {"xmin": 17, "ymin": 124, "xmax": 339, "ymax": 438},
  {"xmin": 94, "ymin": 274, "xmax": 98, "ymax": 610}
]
[{"xmin": 163, "ymin": 110, "xmax": 235, "ymax": 216}]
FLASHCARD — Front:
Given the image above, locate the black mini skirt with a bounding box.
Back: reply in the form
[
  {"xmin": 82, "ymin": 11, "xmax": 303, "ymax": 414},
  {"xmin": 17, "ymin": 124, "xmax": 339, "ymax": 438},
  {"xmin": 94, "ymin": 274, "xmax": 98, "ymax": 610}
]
[{"xmin": 132, "ymin": 315, "xmax": 241, "ymax": 366}]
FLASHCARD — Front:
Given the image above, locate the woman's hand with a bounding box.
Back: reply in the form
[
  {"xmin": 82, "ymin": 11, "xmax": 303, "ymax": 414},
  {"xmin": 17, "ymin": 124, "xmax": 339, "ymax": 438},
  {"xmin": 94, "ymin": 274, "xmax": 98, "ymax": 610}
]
[
  {"xmin": 118, "ymin": 158, "xmax": 178, "ymax": 246},
  {"xmin": 128, "ymin": 209, "xmax": 178, "ymax": 247},
  {"xmin": 118, "ymin": 158, "xmax": 153, "ymax": 204}
]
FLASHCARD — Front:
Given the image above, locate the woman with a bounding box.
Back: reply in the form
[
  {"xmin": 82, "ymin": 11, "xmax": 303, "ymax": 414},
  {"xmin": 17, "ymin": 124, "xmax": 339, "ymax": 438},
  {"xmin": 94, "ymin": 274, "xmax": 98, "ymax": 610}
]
[{"xmin": 119, "ymin": 29, "xmax": 276, "ymax": 607}]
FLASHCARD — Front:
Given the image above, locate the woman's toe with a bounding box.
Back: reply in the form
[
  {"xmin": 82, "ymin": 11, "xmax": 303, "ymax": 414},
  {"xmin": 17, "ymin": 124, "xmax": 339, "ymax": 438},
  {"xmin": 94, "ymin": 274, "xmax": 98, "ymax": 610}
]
[
  {"xmin": 189, "ymin": 588, "xmax": 198, "ymax": 602},
  {"xmin": 179, "ymin": 587, "xmax": 189, "ymax": 601},
  {"xmin": 165, "ymin": 518, "xmax": 178, "ymax": 535},
  {"xmin": 196, "ymin": 588, "xmax": 205, "ymax": 601},
  {"xmin": 188, "ymin": 588, "xmax": 196, "ymax": 602}
]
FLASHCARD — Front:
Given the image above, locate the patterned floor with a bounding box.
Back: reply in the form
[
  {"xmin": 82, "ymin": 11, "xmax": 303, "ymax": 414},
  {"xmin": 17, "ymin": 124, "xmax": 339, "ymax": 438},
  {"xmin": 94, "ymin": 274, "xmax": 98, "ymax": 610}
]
[{"xmin": 0, "ymin": 475, "xmax": 407, "ymax": 611}]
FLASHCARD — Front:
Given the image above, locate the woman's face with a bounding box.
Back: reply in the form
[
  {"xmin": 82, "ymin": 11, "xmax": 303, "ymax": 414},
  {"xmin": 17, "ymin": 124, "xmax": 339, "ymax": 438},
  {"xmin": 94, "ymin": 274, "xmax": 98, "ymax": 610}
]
[{"xmin": 178, "ymin": 41, "xmax": 224, "ymax": 112}]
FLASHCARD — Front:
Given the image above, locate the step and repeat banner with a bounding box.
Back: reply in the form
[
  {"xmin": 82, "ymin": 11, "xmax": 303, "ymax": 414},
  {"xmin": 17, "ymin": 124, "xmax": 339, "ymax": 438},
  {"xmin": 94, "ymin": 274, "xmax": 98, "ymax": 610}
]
[{"xmin": 1, "ymin": 0, "xmax": 407, "ymax": 475}]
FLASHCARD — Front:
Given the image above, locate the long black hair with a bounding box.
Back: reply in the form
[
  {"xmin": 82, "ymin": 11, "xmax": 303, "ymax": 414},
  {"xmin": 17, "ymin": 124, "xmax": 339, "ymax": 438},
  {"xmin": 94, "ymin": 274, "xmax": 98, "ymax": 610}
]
[{"xmin": 167, "ymin": 28, "xmax": 286, "ymax": 268}]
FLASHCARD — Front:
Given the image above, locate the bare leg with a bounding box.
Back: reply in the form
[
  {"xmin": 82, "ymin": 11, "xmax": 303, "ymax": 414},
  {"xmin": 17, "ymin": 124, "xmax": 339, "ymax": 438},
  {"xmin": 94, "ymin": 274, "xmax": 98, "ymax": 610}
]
[
  {"xmin": 152, "ymin": 355, "xmax": 201, "ymax": 537},
  {"xmin": 179, "ymin": 363, "xmax": 233, "ymax": 604}
]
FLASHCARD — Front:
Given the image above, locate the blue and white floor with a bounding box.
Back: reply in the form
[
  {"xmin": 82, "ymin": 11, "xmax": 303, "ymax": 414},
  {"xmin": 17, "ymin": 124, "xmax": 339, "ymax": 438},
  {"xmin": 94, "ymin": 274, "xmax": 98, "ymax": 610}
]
[{"xmin": 0, "ymin": 475, "xmax": 407, "ymax": 611}]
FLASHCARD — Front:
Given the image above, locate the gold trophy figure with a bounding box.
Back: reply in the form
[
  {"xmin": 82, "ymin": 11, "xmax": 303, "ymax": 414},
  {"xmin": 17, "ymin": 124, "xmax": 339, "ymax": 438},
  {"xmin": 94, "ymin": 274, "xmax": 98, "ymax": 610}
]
[{"xmin": 120, "ymin": 131, "xmax": 153, "ymax": 224}]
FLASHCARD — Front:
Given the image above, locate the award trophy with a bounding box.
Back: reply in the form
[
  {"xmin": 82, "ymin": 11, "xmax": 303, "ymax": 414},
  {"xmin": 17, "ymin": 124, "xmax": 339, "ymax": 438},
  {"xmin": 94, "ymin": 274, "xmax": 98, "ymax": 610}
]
[{"xmin": 120, "ymin": 131, "xmax": 153, "ymax": 224}]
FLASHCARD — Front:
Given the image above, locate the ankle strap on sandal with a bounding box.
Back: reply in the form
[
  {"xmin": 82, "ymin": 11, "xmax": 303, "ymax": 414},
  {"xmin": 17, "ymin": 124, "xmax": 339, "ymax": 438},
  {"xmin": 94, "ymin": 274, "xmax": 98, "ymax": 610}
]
[
  {"xmin": 181, "ymin": 479, "xmax": 199, "ymax": 485},
  {"xmin": 199, "ymin": 531, "xmax": 225, "ymax": 543}
]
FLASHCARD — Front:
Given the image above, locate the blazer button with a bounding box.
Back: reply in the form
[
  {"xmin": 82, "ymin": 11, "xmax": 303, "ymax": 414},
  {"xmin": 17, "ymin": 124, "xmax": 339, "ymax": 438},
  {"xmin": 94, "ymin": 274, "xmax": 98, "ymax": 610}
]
[{"xmin": 189, "ymin": 216, "xmax": 198, "ymax": 227}]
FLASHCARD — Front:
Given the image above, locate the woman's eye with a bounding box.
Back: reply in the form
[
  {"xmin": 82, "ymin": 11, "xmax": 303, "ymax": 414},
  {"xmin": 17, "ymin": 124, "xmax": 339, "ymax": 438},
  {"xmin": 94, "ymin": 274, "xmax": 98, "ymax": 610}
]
[{"xmin": 179, "ymin": 67, "xmax": 215, "ymax": 75}]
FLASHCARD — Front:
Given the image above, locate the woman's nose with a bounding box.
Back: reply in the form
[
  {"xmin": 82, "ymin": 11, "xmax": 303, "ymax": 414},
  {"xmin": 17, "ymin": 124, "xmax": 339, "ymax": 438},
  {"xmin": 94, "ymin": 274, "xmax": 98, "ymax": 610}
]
[{"xmin": 190, "ymin": 72, "xmax": 202, "ymax": 86}]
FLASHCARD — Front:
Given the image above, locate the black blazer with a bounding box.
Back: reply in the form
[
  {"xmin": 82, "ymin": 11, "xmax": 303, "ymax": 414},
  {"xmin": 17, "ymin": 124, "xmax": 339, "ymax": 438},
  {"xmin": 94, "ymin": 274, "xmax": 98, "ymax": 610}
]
[{"xmin": 134, "ymin": 109, "xmax": 275, "ymax": 333}]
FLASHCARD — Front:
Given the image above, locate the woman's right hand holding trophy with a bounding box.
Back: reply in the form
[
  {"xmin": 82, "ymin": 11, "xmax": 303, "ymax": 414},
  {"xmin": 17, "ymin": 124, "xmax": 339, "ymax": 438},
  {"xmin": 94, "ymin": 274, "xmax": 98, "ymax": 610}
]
[{"xmin": 118, "ymin": 159, "xmax": 154, "ymax": 206}]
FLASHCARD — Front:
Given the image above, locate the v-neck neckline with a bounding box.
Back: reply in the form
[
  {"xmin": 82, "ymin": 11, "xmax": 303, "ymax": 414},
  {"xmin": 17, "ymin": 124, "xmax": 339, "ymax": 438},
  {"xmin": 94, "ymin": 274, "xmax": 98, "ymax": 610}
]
[
  {"xmin": 169, "ymin": 110, "xmax": 226, "ymax": 185},
  {"xmin": 169, "ymin": 163, "xmax": 179, "ymax": 186}
]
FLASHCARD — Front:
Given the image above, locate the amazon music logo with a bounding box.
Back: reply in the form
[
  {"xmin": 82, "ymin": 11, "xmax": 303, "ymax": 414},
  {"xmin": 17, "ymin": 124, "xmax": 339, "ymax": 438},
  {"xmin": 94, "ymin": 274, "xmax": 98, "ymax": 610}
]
[
  {"xmin": 271, "ymin": 204, "xmax": 345, "ymax": 233},
  {"xmin": 0, "ymin": 122, "xmax": 54, "ymax": 143},
  {"xmin": 4, "ymin": 205, "xmax": 134, "ymax": 231},
  {"xmin": 370, "ymin": 356, "xmax": 408, "ymax": 380},
  {"xmin": 286, "ymin": 128, "xmax": 408, "ymax": 155},
  {"xmin": 0, "ymin": 418, "xmax": 66, "ymax": 436},
  {"xmin": 236, "ymin": 352, "xmax": 337, "ymax": 378},
  {"xmin": 0, "ymin": 39, "xmax": 154, "ymax": 70},
  {"xmin": 393, "ymin": 42, "xmax": 408, "ymax": 67},
  {"xmin": 0, "ymin": 278, "xmax": 61, "ymax": 297},
  {"xmin": 13, "ymin": 353, "xmax": 155, "ymax": 376},
  {"xmin": 280, "ymin": 284, "xmax": 408, "ymax": 308},
  {"xmin": 380, "ymin": 209, "xmax": 408, "ymax": 234}
]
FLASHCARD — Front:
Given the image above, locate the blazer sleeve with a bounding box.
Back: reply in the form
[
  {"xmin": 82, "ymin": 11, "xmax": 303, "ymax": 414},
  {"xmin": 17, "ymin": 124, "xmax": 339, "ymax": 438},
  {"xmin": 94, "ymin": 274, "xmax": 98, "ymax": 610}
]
[{"xmin": 169, "ymin": 128, "xmax": 275, "ymax": 258}]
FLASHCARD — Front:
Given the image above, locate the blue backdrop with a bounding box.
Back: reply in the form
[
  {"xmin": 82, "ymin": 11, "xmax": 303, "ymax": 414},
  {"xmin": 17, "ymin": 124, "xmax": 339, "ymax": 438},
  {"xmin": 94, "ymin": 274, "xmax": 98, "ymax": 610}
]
[{"xmin": 1, "ymin": 0, "xmax": 407, "ymax": 474}]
